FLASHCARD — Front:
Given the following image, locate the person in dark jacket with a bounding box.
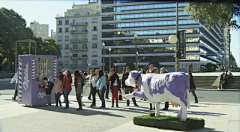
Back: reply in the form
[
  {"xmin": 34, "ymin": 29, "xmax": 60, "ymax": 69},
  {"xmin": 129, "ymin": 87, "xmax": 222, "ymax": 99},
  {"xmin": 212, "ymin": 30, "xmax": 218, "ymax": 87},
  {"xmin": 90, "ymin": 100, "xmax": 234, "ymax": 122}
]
[
  {"xmin": 43, "ymin": 77, "xmax": 54, "ymax": 107},
  {"xmin": 110, "ymin": 68, "xmax": 121, "ymax": 107},
  {"xmin": 122, "ymin": 67, "xmax": 139, "ymax": 107},
  {"xmin": 74, "ymin": 70, "xmax": 84, "ymax": 111},
  {"xmin": 105, "ymin": 71, "xmax": 110, "ymax": 99},
  {"xmin": 146, "ymin": 64, "xmax": 157, "ymax": 110},
  {"xmin": 189, "ymin": 72, "xmax": 198, "ymax": 103}
]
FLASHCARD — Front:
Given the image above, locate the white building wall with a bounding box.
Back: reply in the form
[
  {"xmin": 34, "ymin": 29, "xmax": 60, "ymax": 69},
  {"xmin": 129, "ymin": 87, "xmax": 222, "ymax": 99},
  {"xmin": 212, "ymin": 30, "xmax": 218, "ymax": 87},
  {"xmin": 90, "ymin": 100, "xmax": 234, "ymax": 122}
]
[
  {"xmin": 56, "ymin": 2, "xmax": 102, "ymax": 72},
  {"xmin": 30, "ymin": 21, "xmax": 49, "ymax": 39}
]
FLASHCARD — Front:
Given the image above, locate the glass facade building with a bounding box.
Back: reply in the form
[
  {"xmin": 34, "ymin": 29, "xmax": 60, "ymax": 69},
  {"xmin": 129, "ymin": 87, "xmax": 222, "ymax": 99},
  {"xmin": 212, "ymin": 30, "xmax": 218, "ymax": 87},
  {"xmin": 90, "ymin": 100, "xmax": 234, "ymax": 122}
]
[{"xmin": 101, "ymin": 0, "xmax": 225, "ymax": 72}]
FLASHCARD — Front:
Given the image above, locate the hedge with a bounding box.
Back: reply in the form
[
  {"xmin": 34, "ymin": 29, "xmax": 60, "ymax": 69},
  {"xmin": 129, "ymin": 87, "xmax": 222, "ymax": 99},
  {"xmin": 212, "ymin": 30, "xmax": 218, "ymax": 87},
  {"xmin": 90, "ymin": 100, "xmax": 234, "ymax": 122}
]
[{"xmin": 133, "ymin": 113, "xmax": 205, "ymax": 131}]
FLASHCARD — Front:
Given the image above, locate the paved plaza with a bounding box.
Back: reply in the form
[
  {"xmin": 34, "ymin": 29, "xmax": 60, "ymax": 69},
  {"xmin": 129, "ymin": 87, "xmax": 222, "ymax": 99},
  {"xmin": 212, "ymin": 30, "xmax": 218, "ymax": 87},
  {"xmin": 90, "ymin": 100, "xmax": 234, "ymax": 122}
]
[{"xmin": 0, "ymin": 93, "xmax": 240, "ymax": 132}]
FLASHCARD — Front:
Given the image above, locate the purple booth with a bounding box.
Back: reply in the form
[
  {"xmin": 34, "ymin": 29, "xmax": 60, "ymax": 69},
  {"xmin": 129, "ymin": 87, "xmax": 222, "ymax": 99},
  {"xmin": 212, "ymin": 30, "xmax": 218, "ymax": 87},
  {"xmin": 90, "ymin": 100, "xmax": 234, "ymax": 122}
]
[{"xmin": 17, "ymin": 55, "xmax": 57, "ymax": 106}]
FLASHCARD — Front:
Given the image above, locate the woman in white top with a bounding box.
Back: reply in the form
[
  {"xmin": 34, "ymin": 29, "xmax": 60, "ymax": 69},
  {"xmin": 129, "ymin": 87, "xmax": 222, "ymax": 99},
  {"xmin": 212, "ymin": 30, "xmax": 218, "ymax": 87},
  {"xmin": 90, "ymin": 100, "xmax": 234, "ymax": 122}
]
[{"xmin": 89, "ymin": 69, "xmax": 98, "ymax": 108}]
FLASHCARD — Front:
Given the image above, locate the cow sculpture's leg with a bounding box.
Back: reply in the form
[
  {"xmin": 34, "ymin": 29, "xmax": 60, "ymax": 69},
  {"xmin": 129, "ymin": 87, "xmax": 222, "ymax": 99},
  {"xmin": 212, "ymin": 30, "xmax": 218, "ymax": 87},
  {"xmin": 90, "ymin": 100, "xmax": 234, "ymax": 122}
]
[
  {"xmin": 155, "ymin": 102, "xmax": 160, "ymax": 116},
  {"xmin": 177, "ymin": 107, "xmax": 182, "ymax": 118}
]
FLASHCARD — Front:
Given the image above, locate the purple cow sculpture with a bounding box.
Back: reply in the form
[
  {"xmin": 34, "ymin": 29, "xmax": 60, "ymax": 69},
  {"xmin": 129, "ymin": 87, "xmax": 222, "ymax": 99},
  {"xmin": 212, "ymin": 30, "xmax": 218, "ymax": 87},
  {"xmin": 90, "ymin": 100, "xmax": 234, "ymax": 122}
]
[{"xmin": 125, "ymin": 71, "xmax": 190, "ymax": 121}]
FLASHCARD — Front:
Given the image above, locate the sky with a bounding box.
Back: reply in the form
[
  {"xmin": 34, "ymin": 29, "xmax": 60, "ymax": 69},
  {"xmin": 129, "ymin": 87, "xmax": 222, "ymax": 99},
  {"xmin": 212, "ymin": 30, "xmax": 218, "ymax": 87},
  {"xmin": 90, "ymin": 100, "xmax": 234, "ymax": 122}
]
[{"xmin": 0, "ymin": 0, "xmax": 239, "ymax": 67}]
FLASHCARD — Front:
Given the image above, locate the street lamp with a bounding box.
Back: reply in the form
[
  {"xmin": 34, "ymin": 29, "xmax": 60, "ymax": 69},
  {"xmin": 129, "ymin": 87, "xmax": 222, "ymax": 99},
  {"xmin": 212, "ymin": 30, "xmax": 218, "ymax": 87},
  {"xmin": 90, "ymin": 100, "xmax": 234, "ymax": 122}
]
[
  {"xmin": 109, "ymin": 47, "xmax": 111, "ymax": 72},
  {"xmin": 102, "ymin": 42, "xmax": 105, "ymax": 71},
  {"xmin": 175, "ymin": 1, "xmax": 179, "ymax": 72},
  {"xmin": 88, "ymin": 63, "xmax": 91, "ymax": 73},
  {"xmin": 134, "ymin": 34, "xmax": 138, "ymax": 70},
  {"xmin": 114, "ymin": 63, "xmax": 117, "ymax": 71}
]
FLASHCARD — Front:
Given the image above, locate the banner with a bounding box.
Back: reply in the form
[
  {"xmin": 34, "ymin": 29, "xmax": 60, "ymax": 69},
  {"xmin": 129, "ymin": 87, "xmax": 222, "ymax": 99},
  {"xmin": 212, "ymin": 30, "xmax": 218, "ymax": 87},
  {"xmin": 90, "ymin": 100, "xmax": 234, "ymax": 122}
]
[{"xmin": 177, "ymin": 30, "xmax": 186, "ymax": 59}]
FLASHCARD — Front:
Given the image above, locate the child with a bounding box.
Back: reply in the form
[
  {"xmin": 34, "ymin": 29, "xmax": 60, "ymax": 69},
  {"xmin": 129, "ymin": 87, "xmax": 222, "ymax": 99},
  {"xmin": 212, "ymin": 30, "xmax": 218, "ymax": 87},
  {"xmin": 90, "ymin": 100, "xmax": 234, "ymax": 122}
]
[
  {"xmin": 54, "ymin": 76, "xmax": 63, "ymax": 108},
  {"xmin": 43, "ymin": 77, "xmax": 54, "ymax": 107}
]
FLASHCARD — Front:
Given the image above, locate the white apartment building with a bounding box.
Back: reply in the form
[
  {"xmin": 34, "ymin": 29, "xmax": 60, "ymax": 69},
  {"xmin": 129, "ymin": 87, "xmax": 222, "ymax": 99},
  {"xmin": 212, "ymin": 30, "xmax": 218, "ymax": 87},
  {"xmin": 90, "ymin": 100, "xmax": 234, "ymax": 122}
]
[
  {"xmin": 55, "ymin": 1, "xmax": 102, "ymax": 72},
  {"xmin": 30, "ymin": 21, "xmax": 49, "ymax": 39},
  {"xmin": 50, "ymin": 29, "xmax": 57, "ymax": 40}
]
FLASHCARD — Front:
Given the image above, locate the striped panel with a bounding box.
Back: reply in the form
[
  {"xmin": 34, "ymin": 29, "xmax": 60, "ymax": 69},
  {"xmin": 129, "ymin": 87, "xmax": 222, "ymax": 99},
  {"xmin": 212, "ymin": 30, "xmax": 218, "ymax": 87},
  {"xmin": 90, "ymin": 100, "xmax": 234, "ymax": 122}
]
[
  {"xmin": 32, "ymin": 57, "xmax": 36, "ymax": 80},
  {"xmin": 18, "ymin": 58, "xmax": 23, "ymax": 102},
  {"xmin": 53, "ymin": 58, "xmax": 57, "ymax": 81}
]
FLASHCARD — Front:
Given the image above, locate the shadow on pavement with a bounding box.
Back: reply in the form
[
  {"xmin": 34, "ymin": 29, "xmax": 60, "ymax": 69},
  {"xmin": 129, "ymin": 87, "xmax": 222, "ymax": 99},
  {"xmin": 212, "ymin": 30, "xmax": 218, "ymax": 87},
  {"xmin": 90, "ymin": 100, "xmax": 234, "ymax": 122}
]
[
  {"xmin": 25, "ymin": 105, "xmax": 126, "ymax": 118},
  {"xmin": 167, "ymin": 109, "xmax": 226, "ymax": 116},
  {"xmin": 190, "ymin": 104, "xmax": 208, "ymax": 107},
  {"xmin": 190, "ymin": 127, "xmax": 224, "ymax": 132},
  {"xmin": 199, "ymin": 103, "xmax": 240, "ymax": 106}
]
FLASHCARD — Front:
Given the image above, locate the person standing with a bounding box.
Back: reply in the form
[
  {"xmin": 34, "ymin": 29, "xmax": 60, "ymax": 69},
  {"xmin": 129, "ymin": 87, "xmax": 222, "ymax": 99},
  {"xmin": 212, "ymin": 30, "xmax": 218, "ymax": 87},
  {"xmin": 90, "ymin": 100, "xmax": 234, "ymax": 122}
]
[
  {"xmin": 105, "ymin": 71, "xmax": 110, "ymax": 99},
  {"xmin": 146, "ymin": 64, "xmax": 157, "ymax": 110},
  {"xmin": 63, "ymin": 71, "xmax": 72, "ymax": 109},
  {"xmin": 54, "ymin": 75, "xmax": 63, "ymax": 108},
  {"xmin": 122, "ymin": 67, "xmax": 139, "ymax": 107},
  {"xmin": 110, "ymin": 68, "xmax": 121, "ymax": 108},
  {"xmin": 74, "ymin": 70, "xmax": 84, "ymax": 110},
  {"xmin": 189, "ymin": 72, "xmax": 198, "ymax": 103},
  {"xmin": 43, "ymin": 77, "xmax": 54, "ymax": 107},
  {"xmin": 89, "ymin": 69, "xmax": 98, "ymax": 108},
  {"xmin": 160, "ymin": 67, "xmax": 169, "ymax": 110},
  {"xmin": 11, "ymin": 70, "xmax": 19, "ymax": 101},
  {"xmin": 96, "ymin": 69, "xmax": 106, "ymax": 108}
]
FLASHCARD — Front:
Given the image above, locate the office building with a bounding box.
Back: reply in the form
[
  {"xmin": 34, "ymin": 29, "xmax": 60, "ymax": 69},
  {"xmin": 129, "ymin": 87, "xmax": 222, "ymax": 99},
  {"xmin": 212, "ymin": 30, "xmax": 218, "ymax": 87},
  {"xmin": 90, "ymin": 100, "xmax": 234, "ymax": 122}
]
[
  {"xmin": 30, "ymin": 21, "xmax": 49, "ymax": 39},
  {"xmin": 101, "ymin": 1, "xmax": 225, "ymax": 72},
  {"xmin": 56, "ymin": 1, "xmax": 102, "ymax": 72}
]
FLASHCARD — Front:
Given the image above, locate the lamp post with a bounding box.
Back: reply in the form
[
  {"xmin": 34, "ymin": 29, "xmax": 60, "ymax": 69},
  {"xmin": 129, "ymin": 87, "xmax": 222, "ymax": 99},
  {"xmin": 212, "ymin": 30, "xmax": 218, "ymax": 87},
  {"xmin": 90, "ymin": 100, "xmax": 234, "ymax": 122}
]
[
  {"xmin": 114, "ymin": 63, "xmax": 117, "ymax": 71},
  {"xmin": 88, "ymin": 63, "xmax": 91, "ymax": 73},
  {"xmin": 134, "ymin": 34, "xmax": 138, "ymax": 70},
  {"xmin": 109, "ymin": 47, "xmax": 111, "ymax": 72},
  {"xmin": 175, "ymin": 1, "xmax": 180, "ymax": 72},
  {"xmin": 102, "ymin": 42, "xmax": 105, "ymax": 71}
]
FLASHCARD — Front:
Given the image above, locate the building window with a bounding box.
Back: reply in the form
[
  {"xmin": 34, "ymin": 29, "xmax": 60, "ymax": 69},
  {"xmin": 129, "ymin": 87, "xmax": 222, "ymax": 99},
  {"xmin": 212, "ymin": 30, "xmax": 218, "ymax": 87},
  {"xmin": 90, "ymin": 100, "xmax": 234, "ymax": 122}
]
[
  {"xmin": 92, "ymin": 60, "xmax": 97, "ymax": 65},
  {"xmin": 73, "ymin": 44, "xmax": 78, "ymax": 49},
  {"xmin": 73, "ymin": 54, "xmax": 78, "ymax": 57},
  {"xmin": 65, "ymin": 36, "xmax": 69, "ymax": 41},
  {"xmin": 82, "ymin": 18, "xmax": 87, "ymax": 24},
  {"xmin": 65, "ymin": 28, "xmax": 69, "ymax": 32},
  {"xmin": 92, "ymin": 18, "xmax": 98, "ymax": 23},
  {"xmin": 82, "ymin": 54, "xmax": 87, "ymax": 57},
  {"xmin": 96, "ymin": 11, "xmax": 100, "ymax": 15},
  {"xmin": 58, "ymin": 36, "xmax": 62, "ymax": 42},
  {"xmin": 93, "ymin": 26, "xmax": 97, "ymax": 31},
  {"xmin": 65, "ymin": 20, "xmax": 69, "ymax": 25},
  {"xmin": 85, "ymin": 12, "xmax": 89, "ymax": 15},
  {"xmin": 92, "ymin": 34, "xmax": 97, "ymax": 40},
  {"xmin": 92, "ymin": 43, "xmax": 97, "ymax": 48},
  {"xmin": 58, "ymin": 28, "xmax": 62, "ymax": 33},
  {"xmin": 92, "ymin": 51, "xmax": 98, "ymax": 57},
  {"xmin": 58, "ymin": 20, "xmax": 62, "ymax": 25},
  {"xmin": 65, "ymin": 44, "xmax": 69, "ymax": 49},
  {"xmin": 82, "ymin": 44, "xmax": 87, "ymax": 49}
]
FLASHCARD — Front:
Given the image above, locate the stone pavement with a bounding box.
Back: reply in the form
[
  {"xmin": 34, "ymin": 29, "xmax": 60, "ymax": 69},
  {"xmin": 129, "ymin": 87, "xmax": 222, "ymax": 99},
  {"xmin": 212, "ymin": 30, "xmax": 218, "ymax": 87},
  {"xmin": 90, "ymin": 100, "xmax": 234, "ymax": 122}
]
[{"xmin": 0, "ymin": 94, "xmax": 240, "ymax": 132}]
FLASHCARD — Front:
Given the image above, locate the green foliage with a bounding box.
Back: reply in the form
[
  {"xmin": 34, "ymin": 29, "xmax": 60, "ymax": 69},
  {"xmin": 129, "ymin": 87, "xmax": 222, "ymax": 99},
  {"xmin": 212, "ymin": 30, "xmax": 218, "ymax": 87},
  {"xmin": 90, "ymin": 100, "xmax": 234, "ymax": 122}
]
[
  {"xmin": 133, "ymin": 114, "xmax": 205, "ymax": 131},
  {"xmin": 0, "ymin": 8, "xmax": 61, "ymax": 71},
  {"xmin": 184, "ymin": 3, "xmax": 240, "ymax": 29}
]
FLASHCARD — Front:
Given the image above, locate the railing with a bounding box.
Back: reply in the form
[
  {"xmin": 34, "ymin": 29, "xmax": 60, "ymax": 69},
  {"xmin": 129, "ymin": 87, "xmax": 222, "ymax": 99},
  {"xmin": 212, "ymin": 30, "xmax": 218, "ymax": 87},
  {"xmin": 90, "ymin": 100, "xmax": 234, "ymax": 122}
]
[
  {"xmin": 70, "ymin": 39, "xmax": 88, "ymax": 42},
  {"xmin": 70, "ymin": 22, "xmax": 88, "ymax": 26},
  {"xmin": 70, "ymin": 47, "xmax": 88, "ymax": 50},
  {"xmin": 70, "ymin": 30, "xmax": 88, "ymax": 34}
]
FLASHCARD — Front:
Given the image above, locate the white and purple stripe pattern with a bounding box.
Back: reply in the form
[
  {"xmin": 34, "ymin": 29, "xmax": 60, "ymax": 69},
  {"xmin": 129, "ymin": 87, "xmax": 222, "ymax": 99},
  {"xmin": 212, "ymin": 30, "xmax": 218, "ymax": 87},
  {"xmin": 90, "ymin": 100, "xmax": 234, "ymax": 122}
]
[
  {"xmin": 53, "ymin": 58, "xmax": 57, "ymax": 81},
  {"xmin": 32, "ymin": 57, "xmax": 36, "ymax": 80},
  {"xmin": 18, "ymin": 57, "xmax": 23, "ymax": 102}
]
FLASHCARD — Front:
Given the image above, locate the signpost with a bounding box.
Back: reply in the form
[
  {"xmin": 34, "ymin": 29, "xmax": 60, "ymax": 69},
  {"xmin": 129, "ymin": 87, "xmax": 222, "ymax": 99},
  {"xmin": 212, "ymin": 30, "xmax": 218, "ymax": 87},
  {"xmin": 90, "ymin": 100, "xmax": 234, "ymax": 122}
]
[{"xmin": 177, "ymin": 30, "xmax": 186, "ymax": 59}]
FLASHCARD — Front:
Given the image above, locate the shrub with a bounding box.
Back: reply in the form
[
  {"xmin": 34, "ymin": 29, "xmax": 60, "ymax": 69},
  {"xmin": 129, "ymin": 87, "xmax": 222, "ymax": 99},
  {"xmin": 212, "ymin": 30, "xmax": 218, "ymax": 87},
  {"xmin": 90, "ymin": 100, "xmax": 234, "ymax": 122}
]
[{"xmin": 133, "ymin": 114, "xmax": 205, "ymax": 131}]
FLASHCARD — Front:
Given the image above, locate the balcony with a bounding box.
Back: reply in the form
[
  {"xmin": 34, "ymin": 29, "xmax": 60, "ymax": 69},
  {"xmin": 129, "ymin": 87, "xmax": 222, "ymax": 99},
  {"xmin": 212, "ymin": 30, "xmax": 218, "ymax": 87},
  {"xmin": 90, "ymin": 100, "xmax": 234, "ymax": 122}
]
[
  {"xmin": 70, "ymin": 30, "xmax": 88, "ymax": 34},
  {"xmin": 70, "ymin": 64, "xmax": 88, "ymax": 68},
  {"xmin": 70, "ymin": 22, "xmax": 88, "ymax": 26},
  {"xmin": 64, "ymin": 56, "xmax": 70, "ymax": 58},
  {"xmin": 70, "ymin": 55, "xmax": 88, "ymax": 60},
  {"xmin": 70, "ymin": 47, "xmax": 88, "ymax": 51},
  {"xmin": 70, "ymin": 39, "xmax": 88, "ymax": 43}
]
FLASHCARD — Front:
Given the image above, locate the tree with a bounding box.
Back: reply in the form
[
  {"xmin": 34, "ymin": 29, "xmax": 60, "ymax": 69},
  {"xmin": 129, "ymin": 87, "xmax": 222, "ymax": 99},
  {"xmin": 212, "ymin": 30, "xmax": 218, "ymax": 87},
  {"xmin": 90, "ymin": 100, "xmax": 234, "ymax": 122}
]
[{"xmin": 184, "ymin": 3, "xmax": 240, "ymax": 29}]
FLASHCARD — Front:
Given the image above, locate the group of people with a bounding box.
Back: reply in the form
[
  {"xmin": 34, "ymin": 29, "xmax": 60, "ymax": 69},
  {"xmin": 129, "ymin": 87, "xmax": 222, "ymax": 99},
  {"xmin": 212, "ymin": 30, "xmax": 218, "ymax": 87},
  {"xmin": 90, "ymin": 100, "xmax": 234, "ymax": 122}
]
[{"xmin": 11, "ymin": 64, "xmax": 199, "ymax": 111}]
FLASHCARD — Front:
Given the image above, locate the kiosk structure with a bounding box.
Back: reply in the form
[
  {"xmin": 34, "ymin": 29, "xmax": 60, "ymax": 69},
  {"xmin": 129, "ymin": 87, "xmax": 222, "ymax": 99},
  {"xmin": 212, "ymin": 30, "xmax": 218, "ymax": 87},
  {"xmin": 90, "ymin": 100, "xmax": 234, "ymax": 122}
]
[{"xmin": 17, "ymin": 55, "xmax": 57, "ymax": 106}]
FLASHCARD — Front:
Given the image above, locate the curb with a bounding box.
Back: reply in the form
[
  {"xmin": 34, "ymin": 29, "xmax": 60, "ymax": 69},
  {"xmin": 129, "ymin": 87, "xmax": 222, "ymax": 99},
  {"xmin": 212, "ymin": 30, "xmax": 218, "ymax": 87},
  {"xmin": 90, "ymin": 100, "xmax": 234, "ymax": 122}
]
[{"xmin": 196, "ymin": 88, "xmax": 240, "ymax": 91}]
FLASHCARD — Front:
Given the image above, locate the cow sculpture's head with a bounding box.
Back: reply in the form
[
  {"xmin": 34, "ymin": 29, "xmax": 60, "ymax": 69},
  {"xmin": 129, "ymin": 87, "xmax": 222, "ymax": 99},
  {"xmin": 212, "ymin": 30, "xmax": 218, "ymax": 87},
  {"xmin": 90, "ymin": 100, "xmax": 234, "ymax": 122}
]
[{"xmin": 125, "ymin": 70, "xmax": 143, "ymax": 89}]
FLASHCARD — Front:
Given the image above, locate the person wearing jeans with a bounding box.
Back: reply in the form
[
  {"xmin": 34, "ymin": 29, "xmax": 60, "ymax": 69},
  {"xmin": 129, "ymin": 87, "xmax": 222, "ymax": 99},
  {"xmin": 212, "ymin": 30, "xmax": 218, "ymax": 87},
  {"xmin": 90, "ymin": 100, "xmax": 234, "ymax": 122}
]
[
  {"xmin": 10, "ymin": 71, "xmax": 19, "ymax": 101},
  {"xmin": 63, "ymin": 71, "xmax": 72, "ymax": 109},
  {"xmin": 74, "ymin": 70, "xmax": 84, "ymax": 111},
  {"xmin": 43, "ymin": 77, "xmax": 54, "ymax": 107},
  {"xmin": 89, "ymin": 69, "xmax": 98, "ymax": 108},
  {"xmin": 104, "ymin": 71, "xmax": 110, "ymax": 99},
  {"xmin": 96, "ymin": 69, "xmax": 106, "ymax": 108}
]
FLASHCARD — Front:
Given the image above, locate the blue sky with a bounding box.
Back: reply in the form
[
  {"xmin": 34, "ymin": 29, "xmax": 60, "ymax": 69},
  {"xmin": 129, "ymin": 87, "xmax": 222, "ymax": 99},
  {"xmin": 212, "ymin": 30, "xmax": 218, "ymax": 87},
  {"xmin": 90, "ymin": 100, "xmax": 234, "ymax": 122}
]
[{"xmin": 0, "ymin": 0, "xmax": 239, "ymax": 67}]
